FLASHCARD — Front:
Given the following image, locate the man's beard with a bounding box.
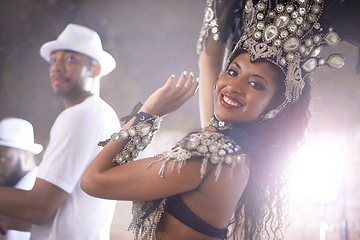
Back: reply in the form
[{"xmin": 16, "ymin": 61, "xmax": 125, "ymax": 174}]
[{"xmin": 54, "ymin": 84, "xmax": 88, "ymax": 103}]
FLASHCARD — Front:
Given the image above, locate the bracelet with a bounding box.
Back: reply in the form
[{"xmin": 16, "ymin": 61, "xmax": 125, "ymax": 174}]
[
  {"xmin": 111, "ymin": 112, "xmax": 162, "ymax": 165},
  {"xmin": 119, "ymin": 101, "xmax": 143, "ymax": 125}
]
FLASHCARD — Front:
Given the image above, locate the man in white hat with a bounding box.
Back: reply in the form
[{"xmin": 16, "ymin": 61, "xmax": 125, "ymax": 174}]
[
  {"xmin": 0, "ymin": 24, "xmax": 120, "ymax": 240},
  {"xmin": 0, "ymin": 117, "xmax": 42, "ymax": 240}
]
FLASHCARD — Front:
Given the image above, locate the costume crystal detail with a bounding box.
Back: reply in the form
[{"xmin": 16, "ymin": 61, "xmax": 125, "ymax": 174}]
[
  {"xmin": 148, "ymin": 117, "xmax": 247, "ymax": 181},
  {"xmin": 111, "ymin": 113, "xmax": 162, "ymax": 165},
  {"xmin": 233, "ymin": 0, "xmax": 344, "ymax": 103},
  {"xmin": 128, "ymin": 116, "xmax": 248, "ymax": 240},
  {"xmin": 197, "ymin": 0, "xmax": 344, "ymax": 119},
  {"xmin": 197, "ymin": 0, "xmax": 236, "ymax": 54},
  {"xmin": 129, "ymin": 198, "xmax": 167, "ymax": 240},
  {"xmin": 197, "ymin": 0, "xmax": 222, "ymax": 53}
]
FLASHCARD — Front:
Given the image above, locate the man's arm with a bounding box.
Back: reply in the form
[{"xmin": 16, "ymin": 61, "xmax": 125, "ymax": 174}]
[
  {"xmin": 0, "ymin": 178, "xmax": 68, "ymax": 225},
  {"xmin": 0, "ymin": 214, "xmax": 32, "ymax": 233}
]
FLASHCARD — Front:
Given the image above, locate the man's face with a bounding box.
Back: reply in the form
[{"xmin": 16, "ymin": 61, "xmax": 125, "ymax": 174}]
[
  {"xmin": 48, "ymin": 50, "xmax": 95, "ymax": 100},
  {"xmin": 0, "ymin": 146, "xmax": 27, "ymax": 187}
]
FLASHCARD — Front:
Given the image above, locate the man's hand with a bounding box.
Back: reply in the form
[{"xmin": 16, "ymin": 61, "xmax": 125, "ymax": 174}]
[
  {"xmin": 0, "ymin": 215, "xmax": 8, "ymax": 235},
  {"xmin": 0, "ymin": 214, "xmax": 31, "ymax": 234}
]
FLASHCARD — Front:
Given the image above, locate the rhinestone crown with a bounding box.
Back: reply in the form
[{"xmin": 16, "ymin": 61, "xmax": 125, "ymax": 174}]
[{"xmin": 229, "ymin": 0, "xmax": 344, "ymax": 118}]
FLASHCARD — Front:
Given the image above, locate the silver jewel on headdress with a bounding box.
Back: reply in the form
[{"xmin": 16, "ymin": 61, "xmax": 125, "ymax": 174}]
[{"xmin": 228, "ymin": 0, "xmax": 344, "ymax": 119}]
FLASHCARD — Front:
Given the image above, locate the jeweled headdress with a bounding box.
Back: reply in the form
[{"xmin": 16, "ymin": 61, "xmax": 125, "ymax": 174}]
[{"xmin": 198, "ymin": 0, "xmax": 346, "ymax": 119}]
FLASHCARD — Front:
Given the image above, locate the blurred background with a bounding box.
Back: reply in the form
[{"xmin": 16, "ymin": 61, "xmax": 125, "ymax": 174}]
[{"xmin": 0, "ymin": 0, "xmax": 359, "ymax": 239}]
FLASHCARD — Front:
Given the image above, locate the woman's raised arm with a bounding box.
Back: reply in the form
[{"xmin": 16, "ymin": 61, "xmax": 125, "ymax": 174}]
[
  {"xmin": 198, "ymin": 37, "xmax": 226, "ymax": 128},
  {"xmin": 81, "ymin": 72, "xmax": 199, "ymax": 200}
]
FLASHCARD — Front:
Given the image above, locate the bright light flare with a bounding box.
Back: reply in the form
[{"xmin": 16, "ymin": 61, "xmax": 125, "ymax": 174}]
[{"xmin": 289, "ymin": 132, "xmax": 347, "ymax": 205}]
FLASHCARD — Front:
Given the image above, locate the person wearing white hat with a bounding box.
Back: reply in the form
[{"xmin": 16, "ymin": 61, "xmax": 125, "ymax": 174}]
[
  {"xmin": 0, "ymin": 24, "xmax": 120, "ymax": 240},
  {"xmin": 0, "ymin": 117, "xmax": 42, "ymax": 187},
  {"xmin": 0, "ymin": 117, "xmax": 42, "ymax": 240}
]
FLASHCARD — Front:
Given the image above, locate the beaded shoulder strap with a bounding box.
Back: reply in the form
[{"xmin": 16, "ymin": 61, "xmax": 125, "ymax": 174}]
[{"xmin": 148, "ymin": 124, "xmax": 248, "ymax": 181}]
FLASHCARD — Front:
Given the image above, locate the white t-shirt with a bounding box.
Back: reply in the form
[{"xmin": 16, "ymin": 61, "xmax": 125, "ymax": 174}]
[
  {"xmin": 4, "ymin": 167, "xmax": 38, "ymax": 240},
  {"xmin": 31, "ymin": 95, "xmax": 120, "ymax": 240}
]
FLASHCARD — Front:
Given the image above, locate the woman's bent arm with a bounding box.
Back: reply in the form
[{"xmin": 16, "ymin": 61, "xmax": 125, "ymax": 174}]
[{"xmin": 81, "ymin": 72, "xmax": 200, "ymax": 200}]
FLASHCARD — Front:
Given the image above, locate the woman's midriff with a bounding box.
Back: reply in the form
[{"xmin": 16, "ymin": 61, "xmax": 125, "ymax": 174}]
[{"xmin": 149, "ymin": 212, "xmax": 223, "ymax": 240}]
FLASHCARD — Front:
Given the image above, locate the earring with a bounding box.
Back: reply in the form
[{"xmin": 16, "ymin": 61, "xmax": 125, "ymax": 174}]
[
  {"xmin": 259, "ymin": 110, "xmax": 279, "ymax": 123},
  {"xmin": 259, "ymin": 101, "xmax": 287, "ymax": 122},
  {"xmin": 213, "ymin": 84, "xmax": 217, "ymax": 93}
]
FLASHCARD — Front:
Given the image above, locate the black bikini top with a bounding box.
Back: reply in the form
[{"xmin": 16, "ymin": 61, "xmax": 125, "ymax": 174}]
[{"xmin": 165, "ymin": 194, "xmax": 227, "ymax": 239}]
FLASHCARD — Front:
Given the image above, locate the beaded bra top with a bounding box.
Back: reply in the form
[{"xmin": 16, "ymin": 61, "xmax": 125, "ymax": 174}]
[
  {"xmin": 129, "ymin": 116, "xmax": 249, "ymax": 240},
  {"xmin": 197, "ymin": 0, "xmax": 345, "ymax": 119}
]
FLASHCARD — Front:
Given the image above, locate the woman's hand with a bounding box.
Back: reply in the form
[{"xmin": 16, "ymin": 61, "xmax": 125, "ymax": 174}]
[{"xmin": 140, "ymin": 71, "xmax": 199, "ymax": 116}]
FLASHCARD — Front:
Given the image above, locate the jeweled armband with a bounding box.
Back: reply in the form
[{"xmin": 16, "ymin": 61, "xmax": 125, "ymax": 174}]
[
  {"xmin": 111, "ymin": 112, "xmax": 162, "ymax": 165},
  {"xmin": 196, "ymin": 0, "xmax": 237, "ymax": 54}
]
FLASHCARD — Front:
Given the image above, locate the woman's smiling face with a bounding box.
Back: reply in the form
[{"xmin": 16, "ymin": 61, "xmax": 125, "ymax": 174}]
[{"xmin": 214, "ymin": 52, "xmax": 281, "ymax": 123}]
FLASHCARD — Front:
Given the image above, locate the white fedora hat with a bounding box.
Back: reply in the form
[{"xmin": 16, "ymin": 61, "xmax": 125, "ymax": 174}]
[
  {"xmin": 0, "ymin": 117, "xmax": 43, "ymax": 154},
  {"xmin": 40, "ymin": 23, "xmax": 116, "ymax": 77}
]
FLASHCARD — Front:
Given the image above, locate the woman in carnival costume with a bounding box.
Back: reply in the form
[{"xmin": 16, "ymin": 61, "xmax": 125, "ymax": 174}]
[{"xmin": 81, "ymin": 0, "xmax": 360, "ymax": 239}]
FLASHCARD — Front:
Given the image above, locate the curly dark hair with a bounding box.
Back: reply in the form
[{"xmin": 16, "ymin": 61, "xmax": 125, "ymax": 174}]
[{"xmin": 224, "ymin": 50, "xmax": 312, "ymax": 240}]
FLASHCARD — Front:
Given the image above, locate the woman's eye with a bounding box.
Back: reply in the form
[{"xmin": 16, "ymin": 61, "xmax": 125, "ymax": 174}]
[
  {"xmin": 227, "ymin": 68, "xmax": 237, "ymax": 77},
  {"xmin": 249, "ymin": 81, "xmax": 265, "ymax": 90}
]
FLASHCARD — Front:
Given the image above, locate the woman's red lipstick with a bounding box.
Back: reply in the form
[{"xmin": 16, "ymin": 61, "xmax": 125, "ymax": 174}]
[{"xmin": 220, "ymin": 93, "xmax": 242, "ymax": 109}]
